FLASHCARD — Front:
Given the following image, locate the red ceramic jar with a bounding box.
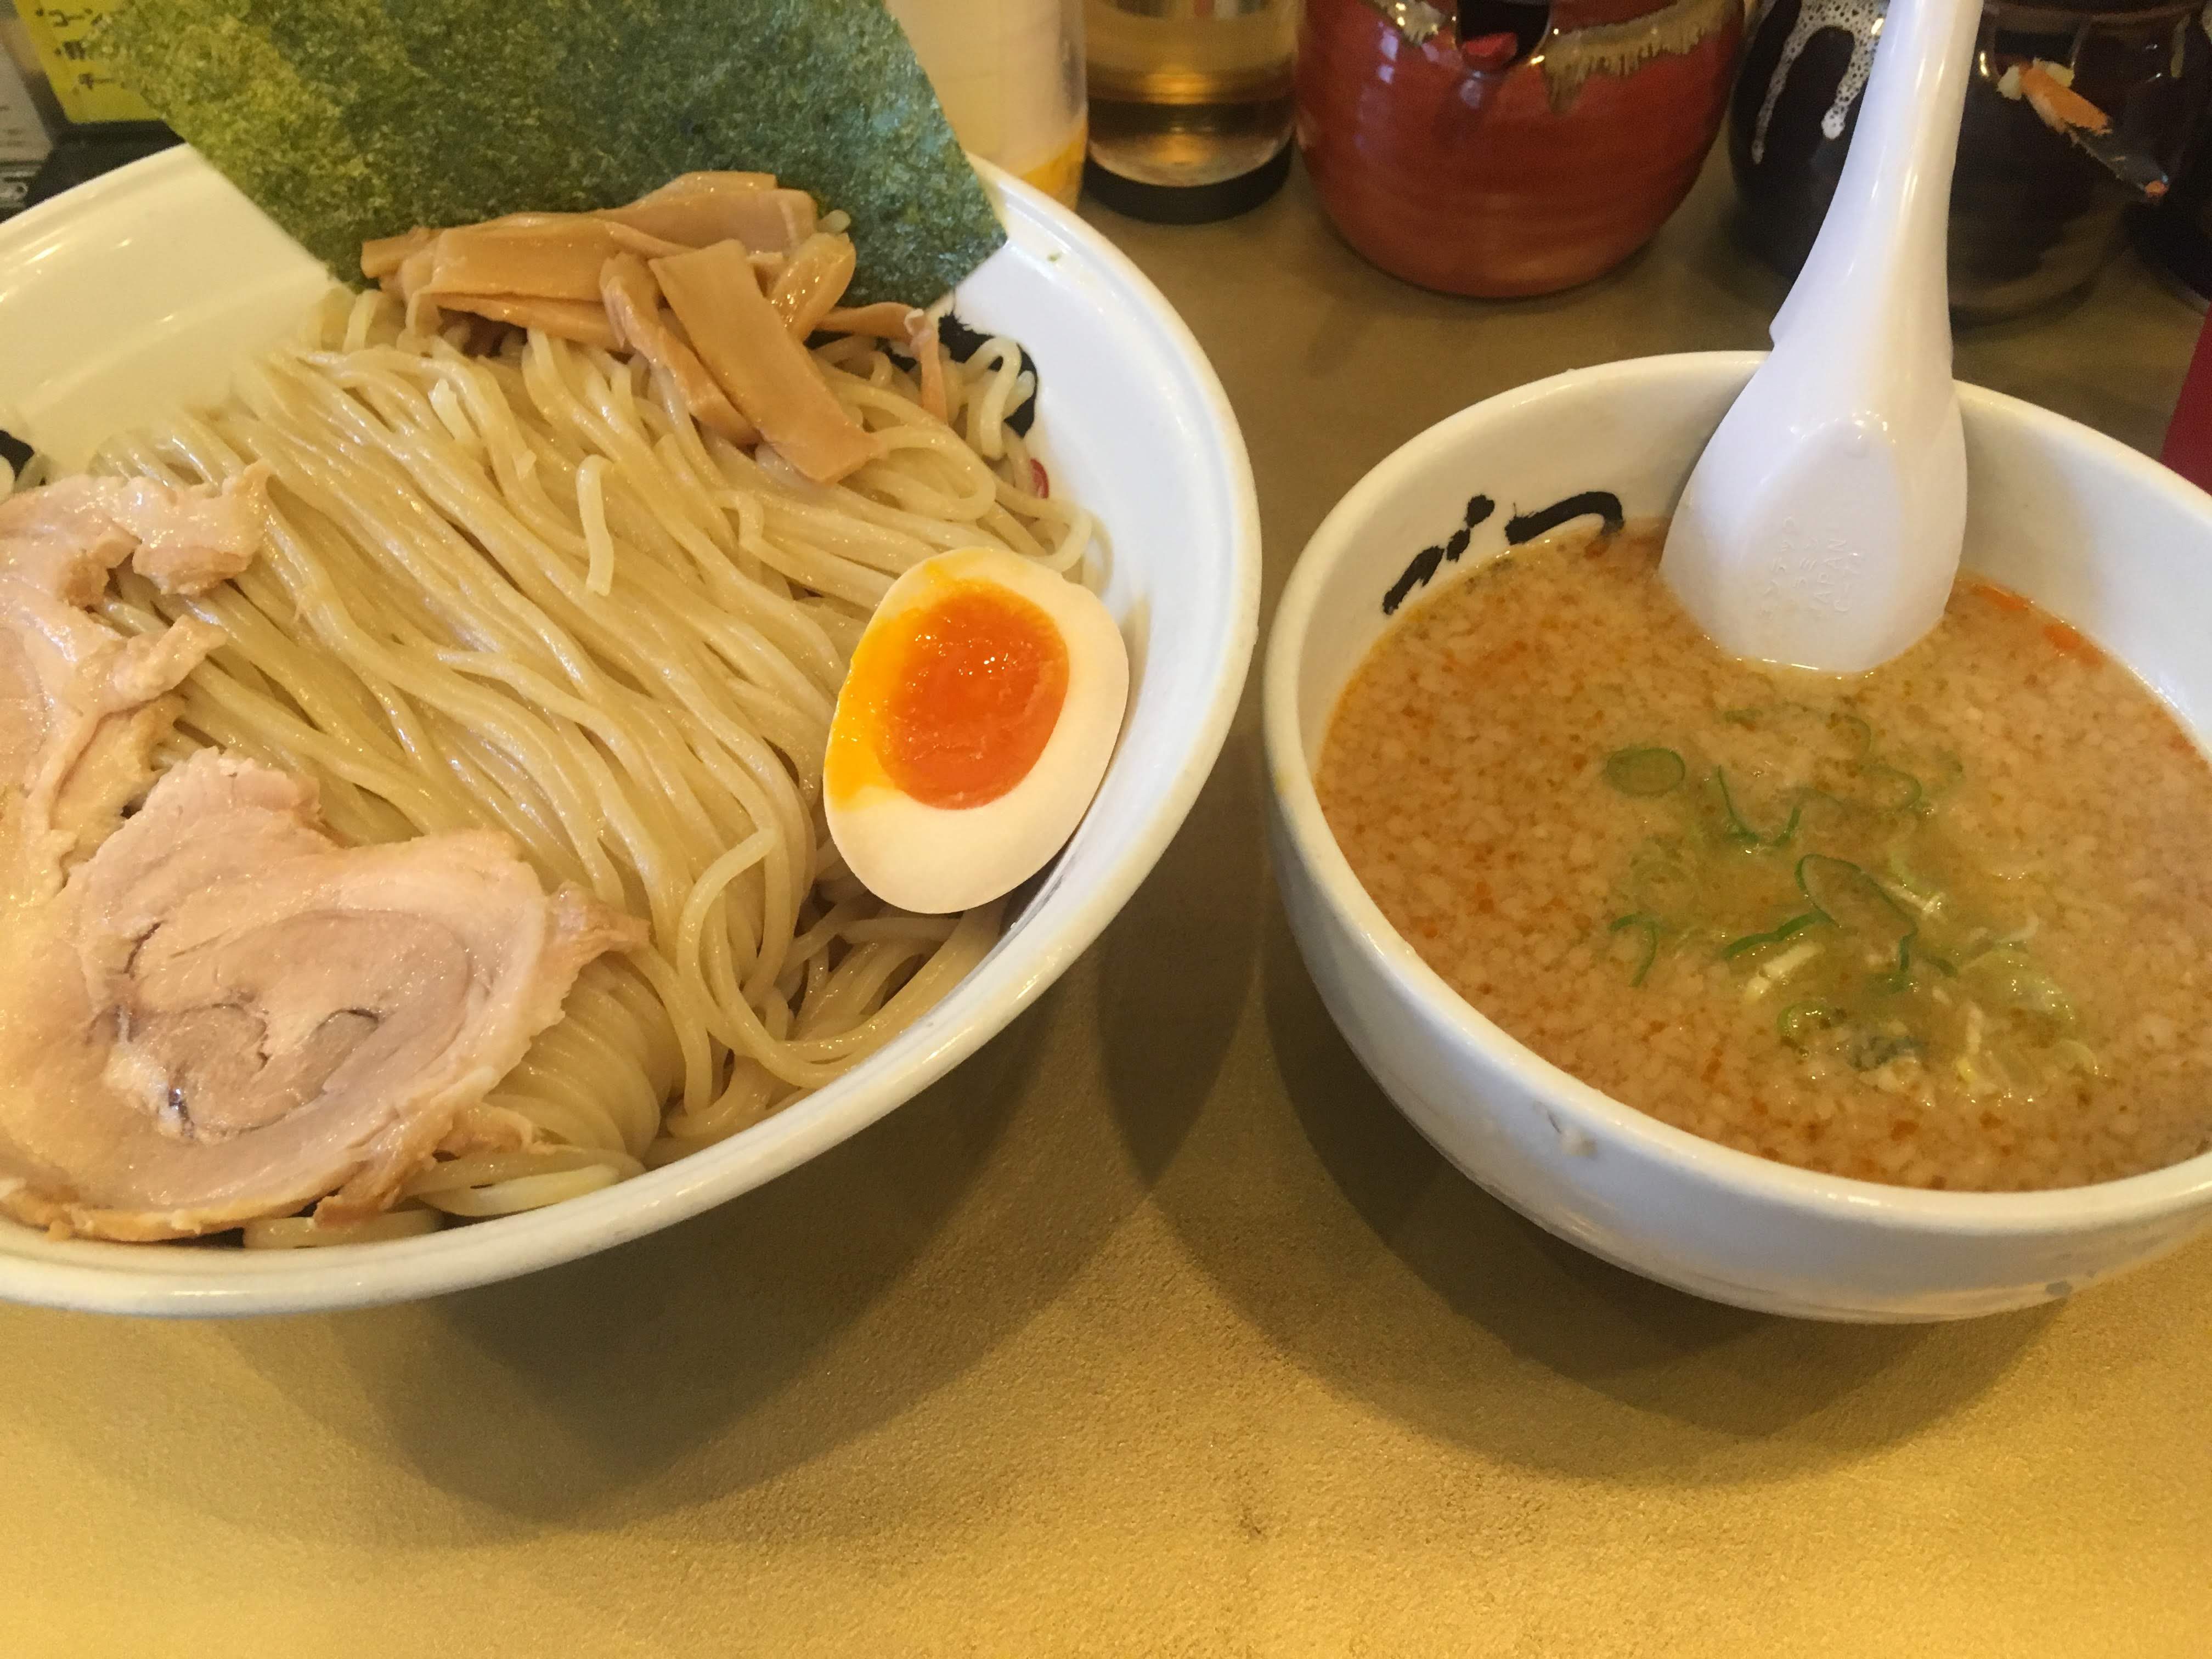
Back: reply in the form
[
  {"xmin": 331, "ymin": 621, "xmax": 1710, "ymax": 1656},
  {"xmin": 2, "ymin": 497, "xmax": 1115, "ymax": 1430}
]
[{"xmin": 1295, "ymin": 0, "xmax": 1743, "ymax": 297}]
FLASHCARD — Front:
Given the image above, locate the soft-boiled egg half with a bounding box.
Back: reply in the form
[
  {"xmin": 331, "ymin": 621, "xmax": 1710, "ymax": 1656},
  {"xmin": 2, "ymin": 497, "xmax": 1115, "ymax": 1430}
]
[{"xmin": 825, "ymin": 546, "xmax": 1130, "ymax": 915}]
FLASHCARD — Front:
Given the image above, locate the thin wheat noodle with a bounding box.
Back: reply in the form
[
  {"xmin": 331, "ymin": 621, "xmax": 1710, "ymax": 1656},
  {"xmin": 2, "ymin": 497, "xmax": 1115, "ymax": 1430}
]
[
  {"xmin": 417, "ymin": 1166, "xmax": 624, "ymax": 1216},
  {"xmin": 79, "ymin": 290, "xmax": 1087, "ymax": 1244},
  {"xmin": 404, "ymin": 1146, "xmax": 643, "ymax": 1196},
  {"xmin": 578, "ymin": 455, "xmax": 616, "ymax": 594},
  {"xmin": 241, "ymin": 1209, "xmax": 443, "ymax": 1249}
]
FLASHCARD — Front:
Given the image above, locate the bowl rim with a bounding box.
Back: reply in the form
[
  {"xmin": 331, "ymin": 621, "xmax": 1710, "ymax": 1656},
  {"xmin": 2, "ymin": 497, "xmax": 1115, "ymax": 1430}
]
[
  {"xmin": 0, "ymin": 148, "xmax": 1263, "ymax": 1315},
  {"xmin": 1264, "ymin": 348, "xmax": 2212, "ymax": 1233}
]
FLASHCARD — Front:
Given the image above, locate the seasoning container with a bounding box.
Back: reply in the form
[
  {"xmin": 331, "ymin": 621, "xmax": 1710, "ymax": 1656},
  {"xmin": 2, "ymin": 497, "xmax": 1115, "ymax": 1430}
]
[
  {"xmin": 1084, "ymin": 0, "xmax": 1300, "ymax": 222},
  {"xmin": 13, "ymin": 0, "xmax": 156, "ymax": 126},
  {"xmin": 884, "ymin": 0, "xmax": 1089, "ymax": 207},
  {"xmin": 2136, "ymin": 113, "xmax": 2212, "ymax": 302},
  {"xmin": 0, "ymin": 34, "xmax": 49, "ymax": 220},
  {"xmin": 1732, "ymin": 0, "xmax": 2210, "ymax": 322},
  {"xmin": 3, "ymin": 1, "xmax": 177, "ymax": 210},
  {"xmin": 1294, "ymin": 0, "xmax": 1743, "ymax": 297}
]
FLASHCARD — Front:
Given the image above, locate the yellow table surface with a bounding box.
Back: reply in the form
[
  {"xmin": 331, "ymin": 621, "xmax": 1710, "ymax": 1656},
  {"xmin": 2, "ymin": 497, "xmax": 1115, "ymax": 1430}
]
[{"xmin": 6, "ymin": 155, "xmax": 2209, "ymax": 1657}]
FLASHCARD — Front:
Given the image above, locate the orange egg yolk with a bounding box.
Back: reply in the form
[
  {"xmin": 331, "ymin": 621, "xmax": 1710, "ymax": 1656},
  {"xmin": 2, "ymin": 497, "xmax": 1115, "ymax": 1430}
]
[{"xmin": 829, "ymin": 579, "xmax": 1070, "ymax": 810}]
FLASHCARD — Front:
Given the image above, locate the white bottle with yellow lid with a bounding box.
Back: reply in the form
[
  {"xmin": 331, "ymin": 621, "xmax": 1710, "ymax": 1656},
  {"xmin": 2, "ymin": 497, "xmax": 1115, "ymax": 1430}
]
[{"xmin": 883, "ymin": 0, "xmax": 1087, "ymax": 207}]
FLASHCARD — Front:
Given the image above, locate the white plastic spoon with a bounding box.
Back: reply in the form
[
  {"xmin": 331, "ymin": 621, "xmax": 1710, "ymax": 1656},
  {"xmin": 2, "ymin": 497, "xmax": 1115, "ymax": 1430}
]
[{"xmin": 1661, "ymin": 0, "xmax": 1982, "ymax": 673}]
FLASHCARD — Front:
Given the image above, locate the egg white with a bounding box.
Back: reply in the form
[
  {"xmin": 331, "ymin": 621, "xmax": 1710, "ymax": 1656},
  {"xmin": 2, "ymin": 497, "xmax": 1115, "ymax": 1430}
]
[{"xmin": 824, "ymin": 546, "xmax": 1130, "ymax": 915}]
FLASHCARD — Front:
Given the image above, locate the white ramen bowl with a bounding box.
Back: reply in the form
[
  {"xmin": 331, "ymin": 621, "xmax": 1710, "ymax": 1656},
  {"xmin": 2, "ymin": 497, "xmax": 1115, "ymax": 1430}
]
[
  {"xmin": 1267, "ymin": 352, "xmax": 2212, "ymax": 1322},
  {"xmin": 0, "ymin": 147, "xmax": 1259, "ymax": 1316}
]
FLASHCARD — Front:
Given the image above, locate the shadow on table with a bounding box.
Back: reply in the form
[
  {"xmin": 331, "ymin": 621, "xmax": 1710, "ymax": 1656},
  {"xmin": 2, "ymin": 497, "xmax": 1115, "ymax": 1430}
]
[
  {"xmin": 185, "ymin": 754, "xmax": 1265, "ymax": 1539},
  {"xmin": 1094, "ymin": 727, "xmax": 1264, "ymax": 1188},
  {"xmin": 205, "ymin": 990, "xmax": 1060, "ymax": 1535},
  {"xmin": 1124, "ymin": 893, "xmax": 2056, "ymax": 1488}
]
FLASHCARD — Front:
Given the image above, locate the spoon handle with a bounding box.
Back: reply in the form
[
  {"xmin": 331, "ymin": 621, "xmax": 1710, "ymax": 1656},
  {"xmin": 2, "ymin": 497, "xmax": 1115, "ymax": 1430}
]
[{"xmin": 1768, "ymin": 0, "xmax": 1982, "ymax": 352}]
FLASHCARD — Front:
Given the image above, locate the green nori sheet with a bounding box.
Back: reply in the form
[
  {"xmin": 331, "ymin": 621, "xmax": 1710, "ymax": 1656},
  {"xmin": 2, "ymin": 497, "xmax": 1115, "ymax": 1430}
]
[{"xmin": 105, "ymin": 0, "xmax": 1004, "ymax": 306}]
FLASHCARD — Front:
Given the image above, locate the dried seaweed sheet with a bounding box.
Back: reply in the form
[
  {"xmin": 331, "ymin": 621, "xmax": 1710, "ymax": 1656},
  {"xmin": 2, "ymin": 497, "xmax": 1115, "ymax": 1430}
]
[{"xmin": 106, "ymin": 0, "xmax": 1003, "ymax": 304}]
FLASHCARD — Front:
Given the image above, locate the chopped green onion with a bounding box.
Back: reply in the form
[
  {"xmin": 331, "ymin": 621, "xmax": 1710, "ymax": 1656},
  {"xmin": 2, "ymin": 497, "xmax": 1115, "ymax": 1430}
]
[
  {"xmin": 1604, "ymin": 747, "xmax": 1686, "ymax": 797},
  {"xmin": 1707, "ymin": 769, "xmax": 1756, "ymax": 844},
  {"xmin": 1979, "ymin": 1037, "xmax": 2042, "ymax": 1096},
  {"xmin": 1790, "ymin": 788, "xmax": 1852, "ymax": 837},
  {"xmin": 1723, "ymin": 911, "xmax": 1825, "ymax": 961},
  {"xmin": 1901, "ymin": 936, "xmax": 1956, "ymax": 978},
  {"xmin": 1706, "ymin": 770, "xmax": 1865, "ymax": 850},
  {"xmin": 1752, "ymin": 787, "xmax": 1854, "ymax": 849},
  {"xmin": 1962, "ymin": 946, "xmax": 2075, "ymax": 1027},
  {"xmin": 1884, "ymin": 845, "xmax": 1940, "ymax": 905},
  {"xmin": 1609, "ymin": 913, "xmax": 1662, "ymax": 987},
  {"xmin": 1861, "ymin": 764, "xmax": 1925, "ymax": 814},
  {"xmin": 1827, "ymin": 709, "xmax": 1875, "ymax": 757},
  {"xmin": 2053, "ymin": 1037, "xmax": 2102, "ymax": 1078},
  {"xmin": 1797, "ymin": 854, "xmax": 1915, "ymax": 946},
  {"xmin": 1847, "ymin": 1028, "xmax": 1921, "ymax": 1070},
  {"xmin": 1869, "ymin": 932, "xmax": 1954, "ymax": 996},
  {"xmin": 1778, "ymin": 1000, "xmax": 1844, "ymax": 1047},
  {"xmin": 1710, "ymin": 768, "xmax": 1799, "ymax": 846}
]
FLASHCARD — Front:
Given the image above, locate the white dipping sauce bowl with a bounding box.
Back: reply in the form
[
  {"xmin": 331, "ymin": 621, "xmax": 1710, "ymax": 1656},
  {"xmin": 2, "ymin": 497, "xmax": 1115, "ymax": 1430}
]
[
  {"xmin": 1266, "ymin": 353, "xmax": 2212, "ymax": 1322},
  {"xmin": 0, "ymin": 149, "xmax": 1259, "ymax": 1315}
]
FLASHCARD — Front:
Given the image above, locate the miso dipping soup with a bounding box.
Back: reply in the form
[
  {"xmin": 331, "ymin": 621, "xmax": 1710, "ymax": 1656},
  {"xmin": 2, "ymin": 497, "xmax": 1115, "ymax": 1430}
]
[{"xmin": 1317, "ymin": 522, "xmax": 2212, "ymax": 1192}]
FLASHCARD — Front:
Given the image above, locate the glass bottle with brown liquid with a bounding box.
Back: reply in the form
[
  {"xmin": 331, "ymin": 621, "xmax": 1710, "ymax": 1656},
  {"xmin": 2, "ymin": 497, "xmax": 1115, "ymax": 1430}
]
[{"xmin": 1084, "ymin": 0, "xmax": 1299, "ymax": 221}]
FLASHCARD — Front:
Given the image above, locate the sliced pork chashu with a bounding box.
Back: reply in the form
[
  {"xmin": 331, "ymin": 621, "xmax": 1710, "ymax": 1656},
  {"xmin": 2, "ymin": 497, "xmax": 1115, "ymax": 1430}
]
[
  {"xmin": 0, "ymin": 750, "xmax": 645, "ymax": 1241},
  {"xmin": 0, "ymin": 471, "xmax": 264, "ymax": 882},
  {"xmin": 0, "ymin": 469, "xmax": 268, "ymax": 598}
]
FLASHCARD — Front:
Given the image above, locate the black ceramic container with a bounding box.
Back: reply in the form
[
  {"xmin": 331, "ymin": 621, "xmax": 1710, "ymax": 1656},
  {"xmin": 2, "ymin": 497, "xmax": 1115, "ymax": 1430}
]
[
  {"xmin": 1732, "ymin": 0, "xmax": 2211, "ymax": 320},
  {"xmin": 2137, "ymin": 111, "xmax": 2212, "ymax": 301}
]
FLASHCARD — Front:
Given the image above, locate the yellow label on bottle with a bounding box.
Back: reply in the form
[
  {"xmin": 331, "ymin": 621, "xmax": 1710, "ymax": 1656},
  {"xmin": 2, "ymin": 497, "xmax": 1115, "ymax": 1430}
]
[{"xmin": 19, "ymin": 2, "xmax": 158, "ymax": 126}]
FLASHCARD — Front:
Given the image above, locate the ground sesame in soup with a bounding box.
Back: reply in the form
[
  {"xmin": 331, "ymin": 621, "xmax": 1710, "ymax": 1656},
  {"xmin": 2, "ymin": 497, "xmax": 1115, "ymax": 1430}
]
[{"xmin": 1317, "ymin": 521, "xmax": 2212, "ymax": 1191}]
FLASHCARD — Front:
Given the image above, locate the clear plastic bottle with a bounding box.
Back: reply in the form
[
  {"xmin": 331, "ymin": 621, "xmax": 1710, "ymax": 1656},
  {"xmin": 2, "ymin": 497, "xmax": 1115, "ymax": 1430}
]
[
  {"xmin": 884, "ymin": 0, "xmax": 1088, "ymax": 207},
  {"xmin": 1083, "ymin": 0, "xmax": 1299, "ymax": 221}
]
